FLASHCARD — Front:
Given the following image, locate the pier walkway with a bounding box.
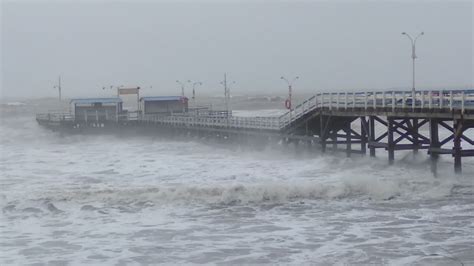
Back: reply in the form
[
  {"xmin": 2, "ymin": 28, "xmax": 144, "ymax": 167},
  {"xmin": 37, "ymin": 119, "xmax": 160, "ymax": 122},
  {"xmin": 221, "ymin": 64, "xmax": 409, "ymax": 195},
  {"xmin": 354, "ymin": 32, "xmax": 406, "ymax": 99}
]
[{"xmin": 37, "ymin": 89, "xmax": 474, "ymax": 174}]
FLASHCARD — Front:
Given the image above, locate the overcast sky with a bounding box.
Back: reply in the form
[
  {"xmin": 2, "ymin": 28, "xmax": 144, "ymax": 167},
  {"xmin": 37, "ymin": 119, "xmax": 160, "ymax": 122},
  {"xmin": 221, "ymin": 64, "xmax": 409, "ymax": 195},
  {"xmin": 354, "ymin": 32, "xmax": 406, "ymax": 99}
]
[{"xmin": 1, "ymin": 0, "xmax": 472, "ymax": 99}]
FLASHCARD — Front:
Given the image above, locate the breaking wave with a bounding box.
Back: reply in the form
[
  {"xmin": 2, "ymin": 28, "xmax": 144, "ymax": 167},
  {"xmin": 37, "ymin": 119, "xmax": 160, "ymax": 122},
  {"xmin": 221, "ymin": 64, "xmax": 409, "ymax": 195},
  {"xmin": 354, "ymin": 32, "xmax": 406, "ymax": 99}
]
[{"xmin": 4, "ymin": 175, "xmax": 467, "ymax": 211}]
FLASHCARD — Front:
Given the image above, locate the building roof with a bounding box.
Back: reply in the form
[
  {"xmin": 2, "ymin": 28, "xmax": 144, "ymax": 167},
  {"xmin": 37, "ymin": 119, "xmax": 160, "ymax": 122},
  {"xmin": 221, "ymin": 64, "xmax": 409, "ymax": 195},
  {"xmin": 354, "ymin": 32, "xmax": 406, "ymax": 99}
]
[
  {"xmin": 70, "ymin": 98, "xmax": 123, "ymax": 105},
  {"xmin": 141, "ymin": 96, "xmax": 188, "ymax": 102}
]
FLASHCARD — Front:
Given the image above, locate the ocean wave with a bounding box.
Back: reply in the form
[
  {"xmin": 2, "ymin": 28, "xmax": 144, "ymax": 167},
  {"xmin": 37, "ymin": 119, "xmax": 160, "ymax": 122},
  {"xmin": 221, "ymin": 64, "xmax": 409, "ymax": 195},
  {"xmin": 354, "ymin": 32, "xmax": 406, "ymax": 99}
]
[{"xmin": 4, "ymin": 175, "xmax": 464, "ymax": 210}]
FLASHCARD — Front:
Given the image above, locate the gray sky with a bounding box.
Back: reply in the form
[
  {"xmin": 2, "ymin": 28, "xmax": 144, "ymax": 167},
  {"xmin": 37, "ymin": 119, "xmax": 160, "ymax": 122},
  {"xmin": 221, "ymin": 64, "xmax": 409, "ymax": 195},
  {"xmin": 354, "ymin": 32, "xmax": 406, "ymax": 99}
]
[{"xmin": 1, "ymin": 0, "xmax": 472, "ymax": 99}]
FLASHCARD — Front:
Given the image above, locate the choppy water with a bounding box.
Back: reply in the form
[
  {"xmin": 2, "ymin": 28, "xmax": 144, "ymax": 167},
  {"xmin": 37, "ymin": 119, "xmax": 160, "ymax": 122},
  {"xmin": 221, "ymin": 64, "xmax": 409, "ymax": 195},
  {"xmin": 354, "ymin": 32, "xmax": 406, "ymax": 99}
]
[{"xmin": 1, "ymin": 111, "xmax": 473, "ymax": 265}]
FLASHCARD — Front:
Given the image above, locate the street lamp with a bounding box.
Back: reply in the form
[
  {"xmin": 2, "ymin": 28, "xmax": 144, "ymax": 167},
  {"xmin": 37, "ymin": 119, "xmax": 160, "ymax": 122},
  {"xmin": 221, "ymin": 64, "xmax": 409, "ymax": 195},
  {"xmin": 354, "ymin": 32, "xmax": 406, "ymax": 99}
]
[
  {"xmin": 53, "ymin": 76, "xmax": 62, "ymax": 101},
  {"xmin": 176, "ymin": 80, "xmax": 191, "ymax": 97},
  {"xmin": 191, "ymin": 81, "xmax": 203, "ymax": 103},
  {"xmin": 220, "ymin": 73, "xmax": 235, "ymax": 117},
  {"xmin": 280, "ymin": 76, "xmax": 299, "ymax": 110},
  {"xmin": 401, "ymin": 31, "xmax": 424, "ymax": 96}
]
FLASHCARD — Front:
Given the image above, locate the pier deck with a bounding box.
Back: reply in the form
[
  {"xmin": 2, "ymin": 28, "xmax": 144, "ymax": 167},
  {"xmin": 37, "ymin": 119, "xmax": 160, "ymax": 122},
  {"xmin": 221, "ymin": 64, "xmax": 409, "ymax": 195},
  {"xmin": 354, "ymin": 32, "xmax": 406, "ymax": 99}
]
[{"xmin": 37, "ymin": 89, "xmax": 474, "ymax": 174}]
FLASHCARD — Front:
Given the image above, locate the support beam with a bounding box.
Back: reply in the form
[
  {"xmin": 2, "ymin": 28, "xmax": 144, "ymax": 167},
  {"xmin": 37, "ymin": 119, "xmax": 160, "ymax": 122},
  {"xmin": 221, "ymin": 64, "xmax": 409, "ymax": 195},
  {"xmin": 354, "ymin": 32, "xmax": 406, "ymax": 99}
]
[
  {"xmin": 413, "ymin": 118, "xmax": 419, "ymax": 154},
  {"xmin": 429, "ymin": 119, "xmax": 440, "ymax": 175},
  {"xmin": 320, "ymin": 115, "xmax": 327, "ymax": 153},
  {"xmin": 387, "ymin": 117, "xmax": 395, "ymax": 164},
  {"xmin": 360, "ymin": 117, "xmax": 367, "ymax": 154},
  {"xmin": 346, "ymin": 124, "xmax": 351, "ymax": 157},
  {"xmin": 369, "ymin": 116, "xmax": 376, "ymax": 157},
  {"xmin": 453, "ymin": 119, "xmax": 462, "ymax": 174}
]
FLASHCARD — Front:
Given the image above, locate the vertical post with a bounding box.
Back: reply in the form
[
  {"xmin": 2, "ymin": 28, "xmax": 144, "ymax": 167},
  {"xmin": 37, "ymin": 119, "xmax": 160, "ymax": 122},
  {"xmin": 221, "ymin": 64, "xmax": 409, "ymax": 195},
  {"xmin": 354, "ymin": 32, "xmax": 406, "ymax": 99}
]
[
  {"xmin": 364, "ymin": 92, "xmax": 368, "ymax": 110},
  {"xmin": 439, "ymin": 90, "xmax": 444, "ymax": 109},
  {"xmin": 320, "ymin": 115, "xmax": 327, "ymax": 153},
  {"xmin": 373, "ymin": 91, "xmax": 376, "ymax": 110},
  {"xmin": 449, "ymin": 91, "xmax": 453, "ymax": 111},
  {"xmin": 58, "ymin": 76, "xmax": 62, "ymax": 101},
  {"xmin": 369, "ymin": 116, "xmax": 376, "ymax": 157},
  {"xmin": 453, "ymin": 119, "xmax": 462, "ymax": 174},
  {"xmin": 429, "ymin": 119, "xmax": 440, "ymax": 175},
  {"xmin": 413, "ymin": 118, "xmax": 419, "ymax": 154},
  {"xmin": 382, "ymin": 91, "xmax": 386, "ymax": 108},
  {"xmin": 352, "ymin": 92, "xmax": 356, "ymax": 109},
  {"xmin": 331, "ymin": 131, "xmax": 337, "ymax": 150},
  {"xmin": 429, "ymin": 90, "xmax": 432, "ymax": 109},
  {"xmin": 344, "ymin": 92, "xmax": 348, "ymax": 110},
  {"xmin": 346, "ymin": 122, "xmax": 351, "ymax": 157},
  {"xmin": 392, "ymin": 91, "xmax": 395, "ymax": 112},
  {"xmin": 421, "ymin": 91, "xmax": 425, "ymax": 109},
  {"xmin": 360, "ymin": 117, "xmax": 367, "ymax": 154},
  {"xmin": 402, "ymin": 92, "xmax": 406, "ymax": 108},
  {"xmin": 387, "ymin": 117, "xmax": 395, "ymax": 164},
  {"xmin": 329, "ymin": 93, "xmax": 333, "ymax": 110}
]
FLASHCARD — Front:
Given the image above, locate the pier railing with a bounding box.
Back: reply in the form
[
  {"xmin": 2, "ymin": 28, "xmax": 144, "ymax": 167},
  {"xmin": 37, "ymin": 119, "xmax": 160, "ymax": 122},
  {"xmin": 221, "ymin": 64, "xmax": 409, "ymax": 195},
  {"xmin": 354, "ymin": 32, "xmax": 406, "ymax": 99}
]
[
  {"xmin": 36, "ymin": 89, "xmax": 474, "ymax": 131},
  {"xmin": 142, "ymin": 114, "xmax": 281, "ymax": 130},
  {"xmin": 279, "ymin": 89, "xmax": 474, "ymax": 128}
]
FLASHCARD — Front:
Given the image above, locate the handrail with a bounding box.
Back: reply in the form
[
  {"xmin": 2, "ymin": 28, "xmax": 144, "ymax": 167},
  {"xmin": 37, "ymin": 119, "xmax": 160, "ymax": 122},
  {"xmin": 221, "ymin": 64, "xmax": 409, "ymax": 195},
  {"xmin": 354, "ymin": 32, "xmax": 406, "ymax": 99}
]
[{"xmin": 37, "ymin": 89, "xmax": 474, "ymax": 131}]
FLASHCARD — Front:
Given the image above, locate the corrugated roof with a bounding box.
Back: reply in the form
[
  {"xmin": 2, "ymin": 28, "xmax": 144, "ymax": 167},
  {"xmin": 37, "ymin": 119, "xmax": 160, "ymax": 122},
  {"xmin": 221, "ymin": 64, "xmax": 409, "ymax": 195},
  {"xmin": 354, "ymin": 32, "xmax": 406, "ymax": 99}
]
[
  {"xmin": 70, "ymin": 98, "xmax": 123, "ymax": 104},
  {"xmin": 141, "ymin": 96, "xmax": 188, "ymax": 102}
]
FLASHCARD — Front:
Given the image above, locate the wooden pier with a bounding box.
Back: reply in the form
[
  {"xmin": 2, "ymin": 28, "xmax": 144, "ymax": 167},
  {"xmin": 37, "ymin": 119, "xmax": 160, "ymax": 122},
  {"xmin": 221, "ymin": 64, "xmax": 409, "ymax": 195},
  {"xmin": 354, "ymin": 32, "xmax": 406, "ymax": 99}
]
[{"xmin": 37, "ymin": 89, "xmax": 474, "ymax": 174}]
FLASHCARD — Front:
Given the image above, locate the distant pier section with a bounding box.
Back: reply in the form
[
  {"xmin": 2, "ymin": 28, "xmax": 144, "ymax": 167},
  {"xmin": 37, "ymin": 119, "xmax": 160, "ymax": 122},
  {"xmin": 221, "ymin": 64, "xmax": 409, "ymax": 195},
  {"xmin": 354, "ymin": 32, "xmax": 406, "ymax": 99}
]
[{"xmin": 37, "ymin": 89, "xmax": 474, "ymax": 174}]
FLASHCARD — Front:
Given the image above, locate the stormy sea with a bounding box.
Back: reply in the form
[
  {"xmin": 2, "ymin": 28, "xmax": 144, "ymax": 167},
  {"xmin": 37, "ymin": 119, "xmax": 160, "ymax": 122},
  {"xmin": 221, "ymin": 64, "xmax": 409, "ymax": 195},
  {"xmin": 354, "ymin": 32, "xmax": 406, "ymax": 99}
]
[{"xmin": 1, "ymin": 99, "xmax": 473, "ymax": 265}]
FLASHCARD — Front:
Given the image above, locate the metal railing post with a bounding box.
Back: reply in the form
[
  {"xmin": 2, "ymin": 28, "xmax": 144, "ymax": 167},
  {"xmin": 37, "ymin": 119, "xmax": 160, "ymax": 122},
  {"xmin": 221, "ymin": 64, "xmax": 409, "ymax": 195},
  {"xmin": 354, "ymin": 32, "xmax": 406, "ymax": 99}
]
[
  {"xmin": 382, "ymin": 91, "xmax": 385, "ymax": 108},
  {"xmin": 329, "ymin": 93, "xmax": 333, "ymax": 110},
  {"xmin": 344, "ymin": 92, "xmax": 348, "ymax": 110},
  {"xmin": 449, "ymin": 90, "xmax": 453, "ymax": 111},
  {"xmin": 373, "ymin": 91, "xmax": 376, "ymax": 109},
  {"xmin": 392, "ymin": 91, "xmax": 395, "ymax": 112},
  {"xmin": 421, "ymin": 91, "xmax": 425, "ymax": 109},
  {"xmin": 429, "ymin": 91, "xmax": 432, "ymax": 109},
  {"xmin": 439, "ymin": 90, "xmax": 444, "ymax": 109},
  {"xmin": 352, "ymin": 92, "xmax": 356, "ymax": 109},
  {"xmin": 364, "ymin": 92, "xmax": 368, "ymax": 110}
]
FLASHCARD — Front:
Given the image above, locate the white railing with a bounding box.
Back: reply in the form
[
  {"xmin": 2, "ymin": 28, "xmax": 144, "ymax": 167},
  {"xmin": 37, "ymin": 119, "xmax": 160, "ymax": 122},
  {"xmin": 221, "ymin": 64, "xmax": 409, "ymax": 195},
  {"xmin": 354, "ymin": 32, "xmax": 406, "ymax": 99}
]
[
  {"xmin": 37, "ymin": 89, "xmax": 474, "ymax": 131},
  {"xmin": 141, "ymin": 114, "xmax": 281, "ymax": 131},
  {"xmin": 278, "ymin": 89, "xmax": 474, "ymax": 128}
]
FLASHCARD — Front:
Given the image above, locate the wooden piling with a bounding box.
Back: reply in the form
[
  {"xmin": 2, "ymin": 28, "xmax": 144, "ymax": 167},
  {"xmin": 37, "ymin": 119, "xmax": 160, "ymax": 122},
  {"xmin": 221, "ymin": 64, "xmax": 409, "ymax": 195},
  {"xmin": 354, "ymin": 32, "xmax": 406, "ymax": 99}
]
[
  {"xmin": 360, "ymin": 117, "xmax": 367, "ymax": 154},
  {"xmin": 429, "ymin": 119, "xmax": 440, "ymax": 175},
  {"xmin": 369, "ymin": 116, "xmax": 376, "ymax": 157},
  {"xmin": 453, "ymin": 119, "xmax": 462, "ymax": 174},
  {"xmin": 387, "ymin": 117, "xmax": 395, "ymax": 164},
  {"xmin": 413, "ymin": 118, "xmax": 419, "ymax": 154},
  {"xmin": 346, "ymin": 123, "xmax": 351, "ymax": 157}
]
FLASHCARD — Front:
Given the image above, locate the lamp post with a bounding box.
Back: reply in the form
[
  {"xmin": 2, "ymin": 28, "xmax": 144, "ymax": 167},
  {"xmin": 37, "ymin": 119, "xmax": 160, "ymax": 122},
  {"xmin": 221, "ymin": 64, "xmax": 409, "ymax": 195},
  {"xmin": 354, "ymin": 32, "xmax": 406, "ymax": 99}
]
[
  {"xmin": 220, "ymin": 73, "xmax": 235, "ymax": 117},
  {"xmin": 53, "ymin": 76, "xmax": 62, "ymax": 101},
  {"xmin": 280, "ymin": 76, "xmax": 299, "ymax": 110},
  {"xmin": 401, "ymin": 32, "xmax": 424, "ymax": 96},
  {"xmin": 176, "ymin": 80, "xmax": 191, "ymax": 97},
  {"xmin": 191, "ymin": 81, "xmax": 203, "ymax": 106}
]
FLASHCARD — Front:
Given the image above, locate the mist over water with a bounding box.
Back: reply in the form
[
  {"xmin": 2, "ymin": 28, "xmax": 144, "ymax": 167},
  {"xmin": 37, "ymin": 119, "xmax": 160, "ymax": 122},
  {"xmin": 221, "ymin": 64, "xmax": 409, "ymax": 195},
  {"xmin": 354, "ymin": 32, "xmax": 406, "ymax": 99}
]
[{"xmin": 1, "ymin": 104, "xmax": 473, "ymax": 265}]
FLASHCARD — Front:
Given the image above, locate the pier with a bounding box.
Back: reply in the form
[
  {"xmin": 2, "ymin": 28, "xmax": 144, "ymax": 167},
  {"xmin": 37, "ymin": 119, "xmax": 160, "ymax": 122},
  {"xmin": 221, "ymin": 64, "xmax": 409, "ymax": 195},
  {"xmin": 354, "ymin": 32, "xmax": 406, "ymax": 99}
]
[{"xmin": 37, "ymin": 89, "xmax": 474, "ymax": 174}]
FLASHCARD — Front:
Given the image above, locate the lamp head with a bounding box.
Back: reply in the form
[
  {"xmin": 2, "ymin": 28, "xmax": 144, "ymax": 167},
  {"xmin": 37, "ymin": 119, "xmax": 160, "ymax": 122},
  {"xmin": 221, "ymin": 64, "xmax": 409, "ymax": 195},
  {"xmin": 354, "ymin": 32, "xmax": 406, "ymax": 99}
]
[{"xmin": 402, "ymin": 32, "xmax": 406, "ymax": 35}]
